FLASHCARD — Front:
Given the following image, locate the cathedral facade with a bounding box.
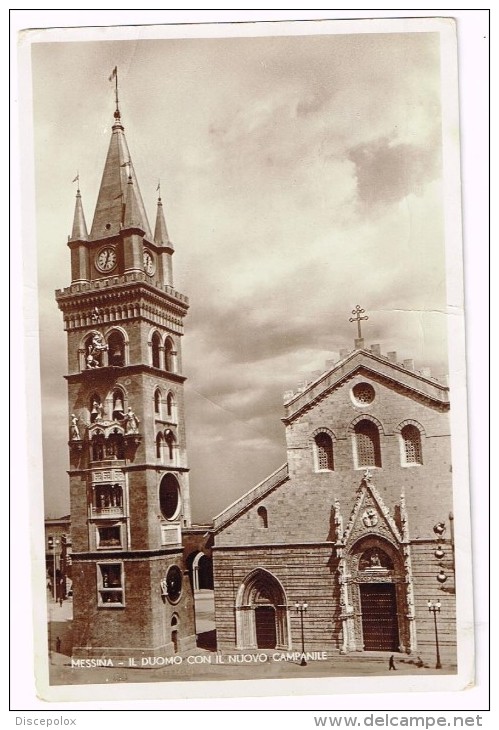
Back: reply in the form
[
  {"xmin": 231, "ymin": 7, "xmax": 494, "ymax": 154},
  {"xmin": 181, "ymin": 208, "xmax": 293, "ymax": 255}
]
[{"xmin": 211, "ymin": 343, "xmax": 456, "ymax": 661}]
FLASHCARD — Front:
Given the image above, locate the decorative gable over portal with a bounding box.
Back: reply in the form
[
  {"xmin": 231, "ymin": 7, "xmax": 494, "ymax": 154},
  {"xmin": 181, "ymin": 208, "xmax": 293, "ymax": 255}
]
[{"xmin": 333, "ymin": 471, "xmax": 416, "ymax": 655}]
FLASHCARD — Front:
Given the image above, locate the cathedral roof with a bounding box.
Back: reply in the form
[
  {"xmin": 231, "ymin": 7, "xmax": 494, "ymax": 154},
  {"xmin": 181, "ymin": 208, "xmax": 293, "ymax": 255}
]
[
  {"xmin": 89, "ymin": 111, "xmax": 153, "ymax": 241},
  {"xmin": 213, "ymin": 463, "xmax": 289, "ymax": 533},
  {"xmin": 283, "ymin": 347, "xmax": 449, "ymax": 424}
]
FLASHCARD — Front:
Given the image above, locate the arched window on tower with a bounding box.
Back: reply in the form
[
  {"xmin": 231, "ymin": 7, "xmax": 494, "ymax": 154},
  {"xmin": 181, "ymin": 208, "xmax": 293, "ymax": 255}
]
[
  {"xmin": 154, "ymin": 389, "xmax": 161, "ymax": 417},
  {"xmin": 164, "ymin": 338, "xmax": 175, "ymax": 372},
  {"xmin": 151, "ymin": 332, "xmax": 161, "ymax": 369},
  {"xmin": 156, "ymin": 432, "xmax": 164, "ymax": 461},
  {"xmin": 166, "ymin": 392, "xmax": 175, "ymax": 421},
  {"xmin": 90, "ymin": 394, "xmax": 102, "ymax": 424},
  {"xmin": 354, "ymin": 419, "xmax": 382, "ymax": 468},
  {"xmin": 401, "ymin": 424, "xmax": 423, "ymax": 465},
  {"xmin": 257, "ymin": 506, "xmax": 268, "ymax": 528},
  {"xmin": 314, "ymin": 432, "xmax": 334, "ymax": 471},
  {"xmin": 107, "ymin": 330, "xmax": 126, "ymax": 367},
  {"xmin": 112, "ymin": 388, "xmax": 125, "ymax": 421},
  {"xmin": 165, "ymin": 430, "xmax": 176, "ymax": 462}
]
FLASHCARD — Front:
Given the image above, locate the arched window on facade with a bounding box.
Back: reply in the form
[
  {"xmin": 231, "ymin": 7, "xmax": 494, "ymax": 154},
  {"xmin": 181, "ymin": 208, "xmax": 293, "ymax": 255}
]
[
  {"xmin": 112, "ymin": 388, "xmax": 125, "ymax": 421},
  {"xmin": 154, "ymin": 389, "xmax": 161, "ymax": 417},
  {"xmin": 355, "ymin": 419, "xmax": 382, "ymax": 467},
  {"xmin": 257, "ymin": 506, "xmax": 268, "ymax": 528},
  {"xmin": 164, "ymin": 338, "xmax": 174, "ymax": 372},
  {"xmin": 107, "ymin": 330, "xmax": 126, "ymax": 367},
  {"xmin": 401, "ymin": 424, "xmax": 423, "ymax": 465},
  {"xmin": 151, "ymin": 332, "xmax": 161, "ymax": 369},
  {"xmin": 314, "ymin": 432, "xmax": 334, "ymax": 471}
]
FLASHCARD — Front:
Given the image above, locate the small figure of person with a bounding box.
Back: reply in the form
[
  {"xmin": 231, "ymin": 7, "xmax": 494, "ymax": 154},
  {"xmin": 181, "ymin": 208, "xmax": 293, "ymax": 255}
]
[
  {"xmin": 125, "ymin": 407, "xmax": 140, "ymax": 434},
  {"xmin": 389, "ymin": 655, "xmax": 397, "ymax": 671},
  {"xmin": 416, "ymin": 656, "xmax": 424, "ymax": 668},
  {"xmin": 70, "ymin": 414, "xmax": 80, "ymax": 440},
  {"xmin": 59, "ymin": 595, "xmax": 63, "ymax": 607},
  {"xmin": 56, "ymin": 636, "xmax": 61, "ymax": 653}
]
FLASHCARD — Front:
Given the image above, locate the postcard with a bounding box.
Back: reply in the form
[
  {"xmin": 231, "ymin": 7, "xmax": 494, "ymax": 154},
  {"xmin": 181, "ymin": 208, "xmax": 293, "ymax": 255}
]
[{"xmin": 15, "ymin": 13, "xmax": 478, "ymax": 706}]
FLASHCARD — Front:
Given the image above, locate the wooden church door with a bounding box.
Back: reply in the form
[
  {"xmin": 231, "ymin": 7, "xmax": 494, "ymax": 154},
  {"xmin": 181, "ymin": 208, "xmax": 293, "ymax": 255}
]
[
  {"xmin": 255, "ymin": 606, "xmax": 277, "ymax": 648},
  {"xmin": 359, "ymin": 583, "xmax": 399, "ymax": 651}
]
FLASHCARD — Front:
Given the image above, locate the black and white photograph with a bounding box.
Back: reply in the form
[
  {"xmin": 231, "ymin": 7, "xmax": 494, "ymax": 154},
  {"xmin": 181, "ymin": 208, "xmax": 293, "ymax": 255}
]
[{"xmin": 13, "ymin": 12, "xmax": 484, "ymax": 709}]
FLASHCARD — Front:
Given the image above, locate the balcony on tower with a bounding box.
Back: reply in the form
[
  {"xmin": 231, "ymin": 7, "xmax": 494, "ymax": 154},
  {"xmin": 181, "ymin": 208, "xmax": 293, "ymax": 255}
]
[
  {"xmin": 88, "ymin": 419, "xmax": 142, "ymax": 466},
  {"xmin": 90, "ymin": 482, "xmax": 125, "ymax": 519}
]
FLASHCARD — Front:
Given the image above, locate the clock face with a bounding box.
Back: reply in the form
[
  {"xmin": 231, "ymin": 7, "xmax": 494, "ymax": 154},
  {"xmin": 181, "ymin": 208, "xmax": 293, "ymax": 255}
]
[
  {"xmin": 143, "ymin": 250, "xmax": 155, "ymax": 276},
  {"xmin": 96, "ymin": 246, "xmax": 117, "ymax": 272},
  {"xmin": 166, "ymin": 565, "xmax": 182, "ymax": 603}
]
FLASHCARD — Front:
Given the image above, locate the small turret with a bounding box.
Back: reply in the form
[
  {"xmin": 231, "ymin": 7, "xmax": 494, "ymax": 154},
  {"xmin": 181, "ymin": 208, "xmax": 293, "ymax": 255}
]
[
  {"xmin": 123, "ymin": 174, "xmax": 145, "ymax": 232},
  {"xmin": 122, "ymin": 174, "xmax": 145, "ymax": 275},
  {"xmin": 70, "ymin": 188, "xmax": 88, "ymax": 242},
  {"xmin": 154, "ymin": 195, "xmax": 174, "ymax": 251},
  {"xmin": 68, "ymin": 187, "xmax": 90, "ymax": 284}
]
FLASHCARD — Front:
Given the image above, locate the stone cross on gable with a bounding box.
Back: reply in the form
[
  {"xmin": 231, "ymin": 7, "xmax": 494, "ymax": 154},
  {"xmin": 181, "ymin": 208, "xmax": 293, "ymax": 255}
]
[{"xmin": 349, "ymin": 305, "xmax": 369, "ymax": 339}]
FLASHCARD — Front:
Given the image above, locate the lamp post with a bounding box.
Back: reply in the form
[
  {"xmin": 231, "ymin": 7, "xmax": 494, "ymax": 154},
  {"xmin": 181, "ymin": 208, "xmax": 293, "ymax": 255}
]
[
  {"xmin": 49, "ymin": 536, "xmax": 60, "ymax": 602},
  {"xmin": 427, "ymin": 599, "xmax": 442, "ymax": 669},
  {"xmin": 295, "ymin": 601, "xmax": 308, "ymax": 666}
]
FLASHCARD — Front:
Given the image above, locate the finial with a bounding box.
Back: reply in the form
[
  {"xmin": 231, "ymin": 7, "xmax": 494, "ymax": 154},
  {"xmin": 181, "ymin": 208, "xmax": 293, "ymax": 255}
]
[
  {"xmin": 156, "ymin": 180, "xmax": 161, "ymax": 201},
  {"xmin": 109, "ymin": 66, "xmax": 120, "ymax": 118},
  {"xmin": 349, "ymin": 305, "xmax": 369, "ymax": 340},
  {"xmin": 72, "ymin": 172, "xmax": 80, "ymax": 193}
]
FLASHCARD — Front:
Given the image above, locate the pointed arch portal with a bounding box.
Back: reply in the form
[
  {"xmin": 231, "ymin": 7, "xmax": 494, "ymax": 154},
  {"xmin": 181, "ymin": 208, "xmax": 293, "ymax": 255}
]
[
  {"xmin": 340, "ymin": 536, "xmax": 412, "ymax": 654},
  {"xmin": 235, "ymin": 569, "xmax": 290, "ymax": 650}
]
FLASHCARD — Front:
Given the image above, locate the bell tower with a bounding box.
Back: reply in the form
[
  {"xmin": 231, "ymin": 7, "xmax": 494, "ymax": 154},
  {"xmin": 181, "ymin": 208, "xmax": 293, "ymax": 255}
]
[{"xmin": 56, "ymin": 100, "xmax": 196, "ymax": 657}]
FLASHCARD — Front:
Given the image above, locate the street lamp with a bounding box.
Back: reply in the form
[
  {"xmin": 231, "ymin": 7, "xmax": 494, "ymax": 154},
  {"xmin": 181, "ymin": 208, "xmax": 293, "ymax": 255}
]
[
  {"xmin": 427, "ymin": 599, "xmax": 442, "ymax": 669},
  {"xmin": 49, "ymin": 536, "xmax": 60, "ymax": 602},
  {"xmin": 295, "ymin": 601, "xmax": 308, "ymax": 666}
]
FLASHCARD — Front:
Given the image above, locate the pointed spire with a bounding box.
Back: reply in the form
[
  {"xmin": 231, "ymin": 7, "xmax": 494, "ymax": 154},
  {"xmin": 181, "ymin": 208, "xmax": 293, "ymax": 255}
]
[
  {"xmin": 70, "ymin": 188, "xmax": 89, "ymax": 241},
  {"xmin": 123, "ymin": 174, "xmax": 145, "ymax": 232},
  {"xmin": 89, "ymin": 110, "xmax": 152, "ymax": 241},
  {"xmin": 154, "ymin": 194, "xmax": 173, "ymax": 249}
]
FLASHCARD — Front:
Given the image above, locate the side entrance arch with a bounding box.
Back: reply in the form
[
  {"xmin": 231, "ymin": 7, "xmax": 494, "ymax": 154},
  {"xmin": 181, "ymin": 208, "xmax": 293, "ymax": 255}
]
[
  {"xmin": 191, "ymin": 552, "xmax": 213, "ymax": 591},
  {"xmin": 235, "ymin": 569, "xmax": 290, "ymax": 650}
]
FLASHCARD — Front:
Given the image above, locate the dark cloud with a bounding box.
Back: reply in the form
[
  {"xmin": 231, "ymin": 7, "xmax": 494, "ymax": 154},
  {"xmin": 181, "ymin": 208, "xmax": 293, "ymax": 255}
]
[
  {"xmin": 348, "ymin": 133, "xmax": 441, "ymax": 207},
  {"xmin": 188, "ymin": 301, "xmax": 324, "ymax": 367}
]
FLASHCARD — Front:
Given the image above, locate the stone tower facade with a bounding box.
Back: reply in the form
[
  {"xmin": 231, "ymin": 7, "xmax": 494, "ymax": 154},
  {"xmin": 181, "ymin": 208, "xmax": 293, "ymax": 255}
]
[{"xmin": 56, "ymin": 104, "xmax": 196, "ymax": 657}]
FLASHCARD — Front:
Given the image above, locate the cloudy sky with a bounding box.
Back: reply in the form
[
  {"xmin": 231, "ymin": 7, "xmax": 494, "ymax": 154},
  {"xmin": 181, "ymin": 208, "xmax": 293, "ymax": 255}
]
[{"xmin": 30, "ymin": 23, "xmax": 451, "ymax": 522}]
